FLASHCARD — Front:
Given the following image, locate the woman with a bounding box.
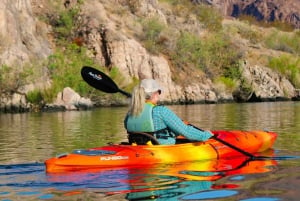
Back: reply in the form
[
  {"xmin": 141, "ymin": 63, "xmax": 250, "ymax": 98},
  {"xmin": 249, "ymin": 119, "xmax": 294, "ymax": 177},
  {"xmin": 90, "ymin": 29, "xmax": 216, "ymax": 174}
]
[{"xmin": 124, "ymin": 79, "xmax": 213, "ymax": 145}]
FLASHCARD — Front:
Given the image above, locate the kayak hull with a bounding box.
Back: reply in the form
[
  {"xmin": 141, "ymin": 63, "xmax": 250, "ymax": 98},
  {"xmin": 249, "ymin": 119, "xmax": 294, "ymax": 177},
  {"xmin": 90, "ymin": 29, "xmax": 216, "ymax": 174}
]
[{"xmin": 45, "ymin": 130, "xmax": 277, "ymax": 173}]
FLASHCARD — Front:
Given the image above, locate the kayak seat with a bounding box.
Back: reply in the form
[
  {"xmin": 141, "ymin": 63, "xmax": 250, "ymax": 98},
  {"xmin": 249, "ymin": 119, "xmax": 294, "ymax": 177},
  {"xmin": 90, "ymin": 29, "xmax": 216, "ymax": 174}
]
[{"xmin": 127, "ymin": 132, "xmax": 160, "ymax": 145}]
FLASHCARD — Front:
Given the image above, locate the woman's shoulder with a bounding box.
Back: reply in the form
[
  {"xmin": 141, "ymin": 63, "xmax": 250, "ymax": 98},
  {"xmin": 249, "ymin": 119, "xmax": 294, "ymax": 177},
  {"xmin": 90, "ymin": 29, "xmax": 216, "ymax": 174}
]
[
  {"xmin": 154, "ymin": 104, "xmax": 166, "ymax": 109},
  {"xmin": 153, "ymin": 105, "xmax": 172, "ymax": 113}
]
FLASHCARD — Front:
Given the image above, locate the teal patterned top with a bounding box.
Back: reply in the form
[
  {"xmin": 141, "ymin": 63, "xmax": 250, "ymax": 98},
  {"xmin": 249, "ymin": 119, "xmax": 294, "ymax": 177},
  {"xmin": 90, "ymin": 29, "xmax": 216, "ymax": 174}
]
[{"xmin": 151, "ymin": 105, "xmax": 213, "ymax": 145}]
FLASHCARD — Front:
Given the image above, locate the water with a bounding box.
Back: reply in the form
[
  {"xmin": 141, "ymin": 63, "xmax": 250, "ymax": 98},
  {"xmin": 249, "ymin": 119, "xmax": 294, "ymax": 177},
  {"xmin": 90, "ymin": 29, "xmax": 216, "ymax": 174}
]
[{"xmin": 0, "ymin": 102, "xmax": 300, "ymax": 200}]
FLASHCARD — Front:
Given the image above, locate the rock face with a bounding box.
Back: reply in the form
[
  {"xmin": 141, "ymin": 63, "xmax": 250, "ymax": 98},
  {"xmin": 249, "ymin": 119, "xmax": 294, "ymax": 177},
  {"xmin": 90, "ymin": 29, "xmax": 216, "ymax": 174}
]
[
  {"xmin": 0, "ymin": 0, "xmax": 51, "ymax": 66},
  {"xmin": 79, "ymin": 0, "xmax": 297, "ymax": 104},
  {"xmin": 0, "ymin": 93, "xmax": 30, "ymax": 113},
  {"xmin": 79, "ymin": 0, "xmax": 216, "ymax": 104},
  {"xmin": 0, "ymin": 0, "xmax": 52, "ymax": 112},
  {"xmin": 211, "ymin": 0, "xmax": 300, "ymax": 29},
  {"xmin": 0, "ymin": 0, "xmax": 299, "ymax": 112},
  {"xmin": 233, "ymin": 64, "xmax": 295, "ymax": 102}
]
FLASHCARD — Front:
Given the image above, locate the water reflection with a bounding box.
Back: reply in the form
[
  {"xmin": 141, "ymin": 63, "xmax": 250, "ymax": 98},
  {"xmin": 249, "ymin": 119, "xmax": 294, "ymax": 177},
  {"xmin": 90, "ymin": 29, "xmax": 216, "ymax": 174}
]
[
  {"xmin": 170, "ymin": 102, "xmax": 300, "ymax": 155},
  {"xmin": 0, "ymin": 107, "xmax": 127, "ymax": 164},
  {"xmin": 0, "ymin": 157, "xmax": 287, "ymax": 201},
  {"xmin": 170, "ymin": 102, "xmax": 300, "ymax": 133},
  {"xmin": 1, "ymin": 102, "xmax": 300, "ymax": 200},
  {"xmin": 1, "ymin": 102, "xmax": 300, "ymax": 165},
  {"xmin": 43, "ymin": 154, "xmax": 277, "ymax": 200}
]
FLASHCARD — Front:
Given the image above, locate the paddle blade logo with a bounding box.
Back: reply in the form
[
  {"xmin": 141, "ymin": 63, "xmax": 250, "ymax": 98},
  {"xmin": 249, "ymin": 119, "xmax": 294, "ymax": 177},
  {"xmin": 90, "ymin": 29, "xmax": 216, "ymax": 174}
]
[{"xmin": 88, "ymin": 72, "xmax": 102, "ymax": 81}]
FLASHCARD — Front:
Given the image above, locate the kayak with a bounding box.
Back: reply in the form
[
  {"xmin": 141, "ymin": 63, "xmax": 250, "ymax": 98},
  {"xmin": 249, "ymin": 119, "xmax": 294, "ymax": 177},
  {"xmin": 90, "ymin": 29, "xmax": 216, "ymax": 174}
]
[
  {"xmin": 46, "ymin": 150, "xmax": 277, "ymax": 201},
  {"xmin": 46, "ymin": 151, "xmax": 277, "ymax": 182},
  {"xmin": 43, "ymin": 67, "xmax": 275, "ymax": 173},
  {"xmin": 45, "ymin": 130, "xmax": 277, "ymax": 173}
]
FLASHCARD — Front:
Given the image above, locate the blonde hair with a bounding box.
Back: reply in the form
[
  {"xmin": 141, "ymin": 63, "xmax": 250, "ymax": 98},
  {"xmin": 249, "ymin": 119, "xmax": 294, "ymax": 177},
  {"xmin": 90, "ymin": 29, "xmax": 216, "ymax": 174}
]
[{"xmin": 128, "ymin": 84, "xmax": 153, "ymax": 116}]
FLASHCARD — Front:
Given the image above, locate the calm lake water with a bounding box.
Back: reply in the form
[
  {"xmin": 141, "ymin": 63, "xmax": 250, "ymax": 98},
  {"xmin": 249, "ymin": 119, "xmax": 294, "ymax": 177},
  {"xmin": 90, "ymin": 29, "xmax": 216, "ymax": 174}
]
[{"xmin": 0, "ymin": 101, "xmax": 300, "ymax": 200}]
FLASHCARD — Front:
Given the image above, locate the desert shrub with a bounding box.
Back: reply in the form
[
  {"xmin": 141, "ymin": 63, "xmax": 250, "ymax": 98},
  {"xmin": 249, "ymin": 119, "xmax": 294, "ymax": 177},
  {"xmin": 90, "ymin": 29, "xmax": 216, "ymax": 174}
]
[
  {"xmin": 172, "ymin": 31, "xmax": 203, "ymax": 68},
  {"xmin": 200, "ymin": 33, "xmax": 242, "ymax": 79},
  {"xmin": 239, "ymin": 15, "xmax": 295, "ymax": 32},
  {"xmin": 140, "ymin": 17, "xmax": 166, "ymax": 54},
  {"xmin": 0, "ymin": 64, "xmax": 35, "ymax": 92},
  {"xmin": 43, "ymin": 44, "xmax": 100, "ymax": 102},
  {"xmin": 195, "ymin": 4, "xmax": 222, "ymax": 32},
  {"xmin": 269, "ymin": 55, "xmax": 300, "ymax": 87},
  {"xmin": 264, "ymin": 30, "xmax": 300, "ymax": 55},
  {"xmin": 224, "ymin": 21, "xmax": 263, "ymax": 44},
  {"xmin": 46, "ymin": 0, "xmax": 84, "ymax": 41},
  {"xmin": 172, "ymin": 31, "xmax": 242, "ymax": 80},
  {"xmin": 55, "ymin": 8, "xmax": 80, "ymax": 38},
  {"xmin": 215, "ymin": 76, "xmax": 238, "ymax": 92},
  {"xmin": 26, "ymin": 90, "xmax": 43, "ymax": 104},
  {"xmin": 0, "ymin": 65, "xmax": 15, "ymax": 92}
]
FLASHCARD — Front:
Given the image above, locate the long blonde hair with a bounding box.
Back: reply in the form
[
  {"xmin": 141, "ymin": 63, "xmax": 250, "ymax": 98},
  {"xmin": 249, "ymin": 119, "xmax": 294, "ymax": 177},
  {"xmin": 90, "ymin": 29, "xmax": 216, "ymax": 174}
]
[{"xmin": 128, "ymin": 84, "xmax": 153, "ymax": 116}]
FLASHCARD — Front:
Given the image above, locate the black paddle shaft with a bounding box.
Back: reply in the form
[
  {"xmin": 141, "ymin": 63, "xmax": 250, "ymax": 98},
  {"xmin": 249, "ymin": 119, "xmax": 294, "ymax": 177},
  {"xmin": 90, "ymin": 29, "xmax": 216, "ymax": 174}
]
[
  {"xmin": 210, "ymin": 135, "xmax": 256, "ymax": 159},
  {"xmin": 189, "ymin": 124, "xmax": 260, "ymax": 159}
]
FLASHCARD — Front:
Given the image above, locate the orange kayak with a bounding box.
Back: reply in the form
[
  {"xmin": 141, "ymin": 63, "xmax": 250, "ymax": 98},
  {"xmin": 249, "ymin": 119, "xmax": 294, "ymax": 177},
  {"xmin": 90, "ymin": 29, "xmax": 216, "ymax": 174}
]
[
  {"xmin": 46, "ymin": 152, "xmax": 277, "ymax": 183},
  {"xmin": 45, "ymin": 130, "xmax": 277, "ymax": 173}
]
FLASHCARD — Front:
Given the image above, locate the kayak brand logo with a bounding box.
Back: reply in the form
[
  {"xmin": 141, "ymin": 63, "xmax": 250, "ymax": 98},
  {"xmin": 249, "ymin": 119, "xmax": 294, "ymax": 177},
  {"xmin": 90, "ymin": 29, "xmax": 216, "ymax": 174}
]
[
  {"xmin": 100, "ymin": 156, "xmax": 129, "ymax": 161},
  {"xmin": 88, "ymin": 71, "xmax": 102, "ymax": 80}
]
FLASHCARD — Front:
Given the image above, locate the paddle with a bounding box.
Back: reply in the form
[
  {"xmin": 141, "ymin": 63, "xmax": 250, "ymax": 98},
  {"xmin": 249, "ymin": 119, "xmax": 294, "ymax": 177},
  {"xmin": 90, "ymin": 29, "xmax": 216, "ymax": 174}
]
[
  {"xmin": 80, "ymin": 66, "xmax": 259, "ymax": 159},
  {"xmin": 81, "ymin": 66, "xmax": 131, "ymax": 97}
]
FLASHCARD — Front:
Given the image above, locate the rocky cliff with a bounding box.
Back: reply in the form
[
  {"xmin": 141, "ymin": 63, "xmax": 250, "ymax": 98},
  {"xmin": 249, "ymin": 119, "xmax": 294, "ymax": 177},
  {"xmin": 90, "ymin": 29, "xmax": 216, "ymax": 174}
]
[
  {"xmin": 0, "ymin": 0, "xmax": 299, "ymax": 112},
  {"xmin": 205, "ymin": 0, "xmax": 300, "ymax": 29}
]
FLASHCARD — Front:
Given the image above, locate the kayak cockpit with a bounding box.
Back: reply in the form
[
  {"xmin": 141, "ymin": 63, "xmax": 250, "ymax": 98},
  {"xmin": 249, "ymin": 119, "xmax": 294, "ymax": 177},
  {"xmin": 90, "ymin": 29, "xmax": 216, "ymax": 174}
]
[
  {"xmin": 126, "ymin": 131, "xmax": 197, "ymax": 145},
  {"xmin": 127, "ymin": 132, "xmax": 160, "ymax": 145}
]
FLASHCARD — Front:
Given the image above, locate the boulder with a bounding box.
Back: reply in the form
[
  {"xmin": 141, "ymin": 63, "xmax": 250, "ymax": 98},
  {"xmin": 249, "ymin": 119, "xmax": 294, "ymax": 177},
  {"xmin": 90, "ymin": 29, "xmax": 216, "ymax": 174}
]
[
  {"xmin": 52, "ymin": 87, "xmax": 93, "ymax": 110},
  {"xmin": 235, "ymin": 64, "xmax": 295, "ymax": 102}
]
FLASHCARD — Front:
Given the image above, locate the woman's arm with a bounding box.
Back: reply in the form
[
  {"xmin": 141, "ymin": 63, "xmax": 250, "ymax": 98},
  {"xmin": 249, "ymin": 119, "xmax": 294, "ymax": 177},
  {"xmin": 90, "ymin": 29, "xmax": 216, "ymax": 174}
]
[{"xmin": 157, "ymin": 106, "xmax": 213, "ymax": 141}]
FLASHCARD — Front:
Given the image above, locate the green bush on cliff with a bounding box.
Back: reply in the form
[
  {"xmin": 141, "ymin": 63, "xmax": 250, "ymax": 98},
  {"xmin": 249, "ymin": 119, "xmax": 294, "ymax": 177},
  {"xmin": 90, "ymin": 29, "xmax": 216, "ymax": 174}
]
[
  {"xmin": 269, "ymin": 55, "xmax": 300, "ymax": 88},
  {"xmin": 26, "ymin": 90, "xmax": 43, "ymax": 104},
  {"xmin": 0, "ymin": 64, "xmax": 34, "ymax": 93},
  {"xmin": 0, "ymin": 65, "xmax": 14, "ymax": 92},
  {"xmin": 33, "ymin": 0, "xmax": 130, "ymax": 104},
  {"xmin": 42, "ymin": 43, "xmax": 99, "ymax": 103},
  {"xmin": 223, "ymin": 21, "xmax": 263, "ymax": 44},
  {"xmin": 173, "ymin": 31, "xmax": 202, "ymax": 68},
  {"xmin": 43, "ymin": 44, "xmax": 128, "ymax": 104},
  {"xmin": 264, "ymin": 30, "xmax": 300, "ymax": 55},
  {"xmin": 172, "ymin": 31, "xmax": 242, "ymax": 80},
  {"xmin": 55, "ymin": 8, "xmax": 79, "ymax": 39},
  {"xmin": 239, "ymin": 15, "xmax": 295, "ymax": 32},
  {"xmin": 159, "ymin": 0, "xmax": 222, "ymax": 32},
  {"xmin": 195, "ymin": 4, "xmax": 223, "ymax": 32},
  {"xmin": 47, "ymin": 0, "xmax": 83, "ymax": 41},
  {"xmin": 215, "ymin": 76, "xmax": 238, "ymax": 92},
  {"xmin": 141, "ymin": 17, "xmax": 166, "ymax": 54}
]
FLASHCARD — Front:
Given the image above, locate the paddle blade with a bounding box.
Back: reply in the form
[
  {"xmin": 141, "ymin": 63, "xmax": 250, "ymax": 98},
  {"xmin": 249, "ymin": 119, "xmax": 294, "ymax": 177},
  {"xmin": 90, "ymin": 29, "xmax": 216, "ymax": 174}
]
[{"xmin": 81, "ymin": 66, "xmax": 119, "ymax": 93}]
